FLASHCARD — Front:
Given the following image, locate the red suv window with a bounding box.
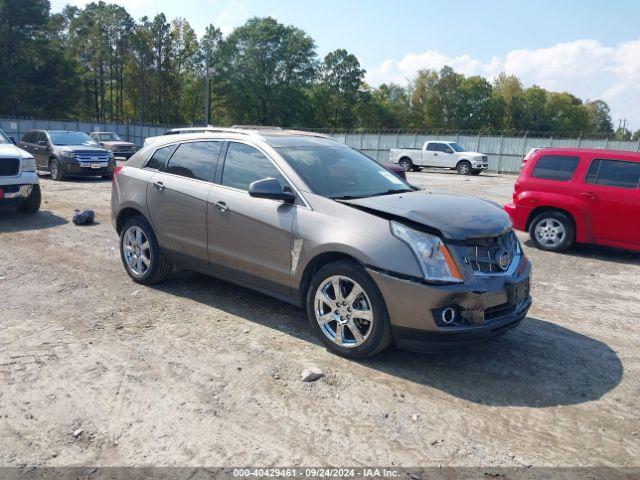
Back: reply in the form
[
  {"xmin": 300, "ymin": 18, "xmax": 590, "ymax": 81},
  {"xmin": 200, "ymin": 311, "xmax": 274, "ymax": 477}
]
[
  {"xmin": 585, "ymin": 159, "xmax": 640, "ymax": 189},
  {"xmin": 532, "ymin": 155, "xmax": 580, "ymax": 181}
]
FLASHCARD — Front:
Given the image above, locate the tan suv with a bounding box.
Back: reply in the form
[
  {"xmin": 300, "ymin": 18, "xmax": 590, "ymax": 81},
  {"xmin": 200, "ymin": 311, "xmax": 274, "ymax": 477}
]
[{"xmin": 111, "ymin": 127, "xmax": 531, "ymax": 358}]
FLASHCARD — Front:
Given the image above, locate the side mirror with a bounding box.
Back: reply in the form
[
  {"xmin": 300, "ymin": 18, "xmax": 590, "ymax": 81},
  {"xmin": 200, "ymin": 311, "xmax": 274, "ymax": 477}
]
[
  {"xmin": 249, "ymin": 178, "xmax": 295, "ymax": 203},
  {"xmin": 8, "ymin": 136, "xmax": 16, "ymax": 145},
  {"xmin": 445, "ymin": 148, "xmax": 454, "ymax": 154}
]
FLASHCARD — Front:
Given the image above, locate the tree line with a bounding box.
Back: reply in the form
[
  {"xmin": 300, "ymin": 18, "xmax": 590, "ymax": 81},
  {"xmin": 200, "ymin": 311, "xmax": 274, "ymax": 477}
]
[{"xmin": 1, "ymin": 0, "xmax": 637, "ymax": 139}]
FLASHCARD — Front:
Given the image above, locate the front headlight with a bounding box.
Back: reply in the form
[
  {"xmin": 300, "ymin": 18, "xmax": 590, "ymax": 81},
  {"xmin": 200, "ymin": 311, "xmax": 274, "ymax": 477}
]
[
  {"xmin": 20, "ymin": 157, "xmax": 36, "ymax": 172},
  {"xmin": 390, "ymin": 222, "xmax": 463, "ymax": 283},
  {"xmin": 62, "ymin": 152, "xmax": 76, "ymax": 159}
]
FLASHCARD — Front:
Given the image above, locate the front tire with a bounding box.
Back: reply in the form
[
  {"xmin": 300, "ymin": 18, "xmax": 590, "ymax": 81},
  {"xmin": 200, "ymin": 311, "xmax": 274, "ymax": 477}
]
[
  {"xmin": 529, "ymin": 211, "xmax": 575, "ymax": 252},
  {"xmin": 306, "ymin": 260, "xmax": 392, "ymax": 359},
  {"xmin": 470, "ymin": 170, "xmax": 481, "ymax": 176},
  {"xmin": 119, "ymin": 215, "xmax": 173, "ymax": 284},
  {"xmin": 456, "ymin": 161, "xmax": 472, "ymax": 175},
  {"xmin": 398, "ymin": 158, "xmax": 413, "ymax": 172},
  {"xmin": 17, "ymin": 185, "xmax": 41, "ymax": 213},
  {"xmin": 49, "ymin": 159, "xmax": 64, "ymax": 181}
]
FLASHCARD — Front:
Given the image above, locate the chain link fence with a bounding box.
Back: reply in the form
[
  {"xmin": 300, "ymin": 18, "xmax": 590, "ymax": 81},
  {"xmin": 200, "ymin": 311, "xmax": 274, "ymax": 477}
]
[{"xmin": 3, "ymin": 118, "xmax": 640, "ymax": 173}]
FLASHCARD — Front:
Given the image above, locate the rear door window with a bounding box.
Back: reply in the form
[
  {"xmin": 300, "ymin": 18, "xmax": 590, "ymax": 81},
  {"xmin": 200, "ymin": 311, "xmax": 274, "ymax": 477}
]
[
  {"xmin": 21, "ymin": 132, "xmax": 36, "ymax": 143},
  {"xmin": 165, "ymin": 141, "xmax": 222, "ymax": 182},
  {"xmin": 426, "ymin": 143, "xmax": 440, "ymax": 151},
  {"xmin": 532, "ymin": 155, "xmax": 580, "ymax": 181},
  {"xmin": 586, "ymin": 159, "xmax": 640, "ymax": 189}
]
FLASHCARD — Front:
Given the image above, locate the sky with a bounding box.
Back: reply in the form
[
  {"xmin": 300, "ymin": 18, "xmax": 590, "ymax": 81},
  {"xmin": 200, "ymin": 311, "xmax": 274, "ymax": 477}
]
[{"xmin": 50, "ymin": 0, "xmax": 640, "ymax": 130}]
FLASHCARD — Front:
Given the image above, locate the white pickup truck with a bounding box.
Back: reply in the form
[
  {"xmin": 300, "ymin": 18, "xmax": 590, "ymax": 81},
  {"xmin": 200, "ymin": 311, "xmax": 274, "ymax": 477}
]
[
  {"xmin": 0, "ymin": 129, "xmax": 41, "ymax": 213},
  {"xmin": 389, "ymin": 141, "xmax": 489, "ymax": 175}
]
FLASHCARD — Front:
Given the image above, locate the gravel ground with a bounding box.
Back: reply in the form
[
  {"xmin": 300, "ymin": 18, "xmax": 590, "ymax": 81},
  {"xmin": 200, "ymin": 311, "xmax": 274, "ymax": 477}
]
[{"xmin": 0, "ymin": 170, "xmax": 638, "ymax": 467}]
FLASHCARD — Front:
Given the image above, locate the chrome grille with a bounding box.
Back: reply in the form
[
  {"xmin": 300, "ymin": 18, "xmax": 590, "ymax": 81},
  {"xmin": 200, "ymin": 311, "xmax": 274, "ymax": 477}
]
[
  {"xmin": 466, "ymin": 230, "xmax": 518, "ymax": 274},
  {"xmin": 76, "ymin": 152, "xmax": 109, "ymax": 162},
  {"xmin": 0, "ymin": 158, "xmax": 20, "ymax": 176},
  {"xmin": 114, "ymin": 145, "xmax": 132, "ymax": 152}
]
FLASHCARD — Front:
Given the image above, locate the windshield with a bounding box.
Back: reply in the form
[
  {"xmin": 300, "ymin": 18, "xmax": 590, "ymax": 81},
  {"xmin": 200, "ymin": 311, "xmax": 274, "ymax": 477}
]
[
  {"xmin": 98, "ymin": 132, "xmax": 122, "ymax": 141},
  {"xmin": 277, "ymin": 146, "xmax": 412, "ymax": 199},
  {"xmin": 50, "ymin": 131, "xmax": 98, "ymax": 146},
  {"xmin": 0, "ymin": 130, "xmax": 9, "ymax": 144},
  {"xmin": 448, "ymin": 142, "xmax": 465, "ymax": 152}
]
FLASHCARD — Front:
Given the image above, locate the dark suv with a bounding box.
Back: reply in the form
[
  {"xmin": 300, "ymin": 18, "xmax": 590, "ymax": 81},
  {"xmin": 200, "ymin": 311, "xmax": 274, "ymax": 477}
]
[{"xmin": 19, "ymin": 130, "xmax": 115, "ymax": 180}]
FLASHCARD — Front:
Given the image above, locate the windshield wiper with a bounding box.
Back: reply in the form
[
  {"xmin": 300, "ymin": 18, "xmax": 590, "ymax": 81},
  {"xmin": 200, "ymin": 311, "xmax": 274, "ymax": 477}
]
[
  {"xmin": 369, "ymin": 189, "xmax": 413, "ymax": 197},
  {"xmin": 330, "ymin": 194, "xmax": 371, "ymax": 200}
]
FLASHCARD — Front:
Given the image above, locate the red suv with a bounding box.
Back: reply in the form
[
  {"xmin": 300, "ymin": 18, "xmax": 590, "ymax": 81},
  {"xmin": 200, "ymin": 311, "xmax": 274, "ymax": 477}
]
[{"xmin": 505, "ymin": 148, "xmax": 640, "ymax": 252}]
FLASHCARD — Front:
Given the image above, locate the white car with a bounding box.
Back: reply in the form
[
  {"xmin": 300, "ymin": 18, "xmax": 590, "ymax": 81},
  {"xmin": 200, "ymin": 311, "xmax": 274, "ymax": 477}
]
[
  {"xmin": 0, "ymin": 129, "xmax": 40, "ymax": 213},
  {"xmin": 389, "ymin": 141, "xmax": 489, "ymax": 175}
]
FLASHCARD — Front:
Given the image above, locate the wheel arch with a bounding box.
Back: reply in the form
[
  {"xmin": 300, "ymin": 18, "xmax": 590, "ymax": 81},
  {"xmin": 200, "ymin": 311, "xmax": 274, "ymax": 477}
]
[
  {"xmin": 526, "ymin": 206, "xmax": 577, "ymax": 234},
  {"xmin": 116, "ymin": 207, "xmax": 151, "ymax": 235},
  {"xmin": 399, "ymin": 156, "xmax": 413, "ymax": 164},
  {"xmin": 298, "ymin": 251, "xmax": 365, "ymax": 306}
]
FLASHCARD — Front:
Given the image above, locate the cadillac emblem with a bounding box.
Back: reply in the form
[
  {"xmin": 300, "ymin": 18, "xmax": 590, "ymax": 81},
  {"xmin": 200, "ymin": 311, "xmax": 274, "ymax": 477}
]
[{"xmin": 497, "ymin": 249, "xmax": 511, "ymax": 271}]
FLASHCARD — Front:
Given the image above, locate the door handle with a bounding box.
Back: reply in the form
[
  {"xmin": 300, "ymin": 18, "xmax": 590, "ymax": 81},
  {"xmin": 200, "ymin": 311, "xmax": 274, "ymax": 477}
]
[
  {"xmin": 153, "ymin": 181, "xmax": 165, "ymax": 191},
  {"xmin": 214, "ymin": 201, "xmax": 228, "ymax": 213},
  {"xmin": 580, "ymin": 192, "xmax": 597, "ymax": 199},
  {"xmin": 434, "ymin": 153, "xmax": 438, "ymax": 156}
]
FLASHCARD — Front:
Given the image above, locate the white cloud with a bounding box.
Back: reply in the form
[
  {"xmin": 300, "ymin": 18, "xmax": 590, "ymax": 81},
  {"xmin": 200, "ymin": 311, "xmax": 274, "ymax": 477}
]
[
  {"xmin": 366, "ymin": 39, "xmax": 640, "ymax": 129},
  {"xmin": 214, "ymin": 0, "xmax": 251, "ymax": 36}
]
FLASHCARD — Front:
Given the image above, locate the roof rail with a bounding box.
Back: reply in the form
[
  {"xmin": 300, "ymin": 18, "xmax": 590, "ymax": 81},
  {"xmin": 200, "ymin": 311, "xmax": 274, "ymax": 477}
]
[{"xmin": 231, "ymin": 125, "xmax": 283, "ymax": 130}]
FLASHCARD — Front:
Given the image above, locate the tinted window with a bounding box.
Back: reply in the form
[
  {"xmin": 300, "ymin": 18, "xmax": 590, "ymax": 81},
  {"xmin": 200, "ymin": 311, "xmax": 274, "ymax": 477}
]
[
  {"xmin": 166, "ymin": 141, "xmax": 221, "ymax": 181},
  {"xmin": 532, "ymin": 155, "xmax": 580, "ymax": 181},
  {"xmin": 426, "ymin": 143, "xmax": 441, "ymax": 151},
  {"xmin": 222, "ymin": 143, "xmax": 287, "ymax": 191},
  {"xmin": 586, "ymin": 159, "xmax": 640, "ymax": 189},
  {"xmin": 49, "ymin": 131, "xmax": 97, "ymax": 146},
  {"xmin": 21, "ymin": 132, "xmax": 36, "ymax": 143},
  {"xmin": 36, "ymin": 132, "xmax": 48, "ymax": 144},
  {"xmin": 146, "ymin": 145, "xmax": 176, "ymax": 170},
  {"xmin": 277, "ymin": 146, "xmax": 412, "ymax": 199}
]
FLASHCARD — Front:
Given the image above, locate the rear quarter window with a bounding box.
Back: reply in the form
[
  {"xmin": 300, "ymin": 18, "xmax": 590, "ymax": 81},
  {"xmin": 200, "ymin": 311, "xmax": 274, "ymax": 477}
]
[
  {"xmin": 532, "ymin": 155, "xmax": 580, "ymax": 181},
  {"xmin": 145, "ymin": 144, "xmax": 177, "ymax": 171},
  {"xmin": 586, "ymin": 159, "xmax": 640, "ymax": 189}
]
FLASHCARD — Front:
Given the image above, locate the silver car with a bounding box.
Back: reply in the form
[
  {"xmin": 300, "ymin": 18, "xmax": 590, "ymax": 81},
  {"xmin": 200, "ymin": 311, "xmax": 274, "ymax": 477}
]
[{"xmin": 111, "ymin": 128, "xmax": 531, "ymax": 358}]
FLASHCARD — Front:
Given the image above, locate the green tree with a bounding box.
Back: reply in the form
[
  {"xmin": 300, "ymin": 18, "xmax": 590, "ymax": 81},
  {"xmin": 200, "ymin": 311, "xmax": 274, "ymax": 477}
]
[
  {"xmin": 493, "ymin": 73, "xmax": 524, "ymax": 132},
  {"xmin": 585, "ymin": 99, "xmax": 614, "ymax": 134},
  {"xmin": 216, "ymin": 17, "xmax": 317, "ymax": 125},
  {"xmin": 312, "ymin": 49, "xmax": 365, "ymax": 127}
]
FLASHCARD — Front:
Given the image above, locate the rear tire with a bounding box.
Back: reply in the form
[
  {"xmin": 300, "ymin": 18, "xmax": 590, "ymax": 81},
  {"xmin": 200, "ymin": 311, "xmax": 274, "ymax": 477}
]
[
  {"xmin": 119, "ymin": 215, "xmax": 173, "ymax": 284},
  {"xmin": 412, "ymin": 166, "xmax": 423, "ymax": 172},
  {"xmin": 456, "ymin": 161, "xmax": 472, "ymax": 175},
  {"xmin": 17, "ymin": 185, "xmax": 41, "ymax": 214},
  {"xmin": 398, "ymin": 158, "xmax": 413, "ymax": 172},
  {"xmin": 306, "ymin": 260, "xmax": 392, "ymax": 359},
  {"xmin": 49, "ymin": 159, "xmax": 64, "ymax": 181},
  {"xmin": 529, "ymin": 211, "xmax": 575, "ymax": 252}
]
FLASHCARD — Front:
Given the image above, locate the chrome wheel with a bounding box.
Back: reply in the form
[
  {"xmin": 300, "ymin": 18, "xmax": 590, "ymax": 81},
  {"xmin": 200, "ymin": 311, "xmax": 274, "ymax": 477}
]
[
  {"xmin": 314, "ymin": 275, "xmax": 374, "ymax": 348},
  {"xmin": 457, "ymin": 162, "xmax": 470, "ymax": 175},
  {"xmin": 534, "ymin": 218, "xmax": 566, "ymax": 248},
  {"xmin": 123, "ymin": 226, "xmax": 151, "ymax": 277},
  {"xmin": 50, "ymin": 161, "xmax": 60, "ymax": 180}
]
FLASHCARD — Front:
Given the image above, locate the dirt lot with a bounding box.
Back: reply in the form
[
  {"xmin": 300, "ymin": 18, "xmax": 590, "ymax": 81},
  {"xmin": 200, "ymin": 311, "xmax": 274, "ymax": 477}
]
[{"xmin": 0, "ymin": 170, "xmax": 638, "ymax": 468}]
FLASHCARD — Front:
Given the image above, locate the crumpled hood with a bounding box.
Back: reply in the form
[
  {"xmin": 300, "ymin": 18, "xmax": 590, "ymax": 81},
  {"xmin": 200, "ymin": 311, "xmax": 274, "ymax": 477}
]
[{"xmin": 341, "ymin": 190, "xmax": 511, "ymax": 240}]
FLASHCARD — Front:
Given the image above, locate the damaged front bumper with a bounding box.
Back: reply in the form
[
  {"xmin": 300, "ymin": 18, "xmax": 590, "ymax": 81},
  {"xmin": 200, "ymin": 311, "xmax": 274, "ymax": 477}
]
[{"xmin": 367, "ymin": 257, "xmax": 532, "ymax": 352}]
